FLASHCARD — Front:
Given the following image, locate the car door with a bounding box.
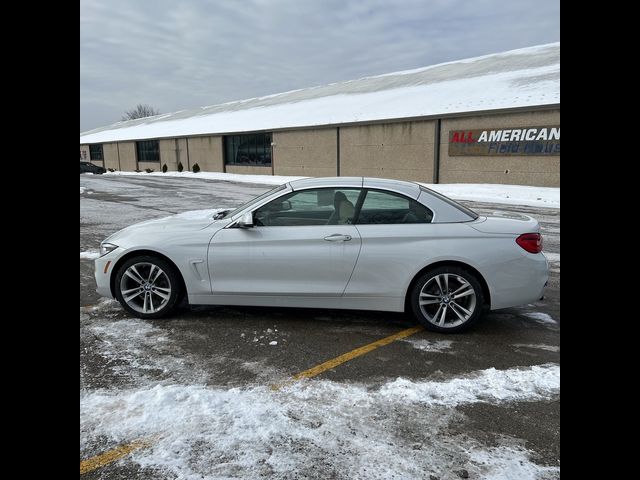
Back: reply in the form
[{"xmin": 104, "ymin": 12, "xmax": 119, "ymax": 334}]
[
  {"xmin": 345, "ymin": 188, "xmax": 437, "ymax": 298},
  {"xmin": 208, "ymin": 187, "xmax": 363, "ymax": 296}
]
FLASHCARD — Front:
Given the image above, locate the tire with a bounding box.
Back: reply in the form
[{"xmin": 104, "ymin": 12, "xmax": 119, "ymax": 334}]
[
  {"xmin": 114, "ymin": 255, "xmax": 183, "ymax": 319},
  {"xmin": 410, "ymin": 266, "xmax": 485, "ymax": 333}
]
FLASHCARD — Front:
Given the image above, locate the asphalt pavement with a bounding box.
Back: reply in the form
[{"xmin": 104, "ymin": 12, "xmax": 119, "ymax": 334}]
[{"xmin": 80, "ymin": 174, "xmax": 560, "ymax": 480}]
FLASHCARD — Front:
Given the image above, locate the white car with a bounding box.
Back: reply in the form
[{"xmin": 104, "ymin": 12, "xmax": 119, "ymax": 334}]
[{"xmin": 95, "ymin": 177, "xmax": 548, "ymax": 332}]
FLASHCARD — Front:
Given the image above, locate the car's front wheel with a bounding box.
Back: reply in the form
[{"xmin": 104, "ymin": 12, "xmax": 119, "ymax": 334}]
[
  {"xmin": 114, "ymin": 255, "xmax": 182, "ymax": 319},
  {"xmin": 410, "ymin": 266, "xmax": 485, "ymax": 333}
]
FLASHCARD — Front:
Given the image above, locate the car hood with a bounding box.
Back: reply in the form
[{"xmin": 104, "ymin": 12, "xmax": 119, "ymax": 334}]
[
  {"xmin": 469, "ymin": 211, "xmax": 539, "ymax": 235},
  {"xmin": 103, "ymin": 208, "xmax": 231, "ymax": 244}
]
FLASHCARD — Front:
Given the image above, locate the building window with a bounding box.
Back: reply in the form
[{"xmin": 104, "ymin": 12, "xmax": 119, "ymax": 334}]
[
  {"xmin": 89, "ymin": 144, "xmax": 104, "ymax": 161},
  {"xmin": 224, "ymin": 133, "xmax": 272, "ymax": 166},
  {"xmin": 136, "ymin": 140, "xmax": 160, "ymax": 162}
]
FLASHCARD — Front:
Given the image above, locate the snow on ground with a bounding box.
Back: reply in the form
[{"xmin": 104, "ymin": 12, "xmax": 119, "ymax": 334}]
[
  {"xmin": 513, "ymin": 344, "xmax": 560, "ymax": 353},
  {"xmin": 84, "ymin": 318, "xmax": 208, "ymax": 386},
  {"xmin": 81, "ymin": 364, "xmax": 559, "ymax": 479},
  {"xmin": 80, "ymin": 250, "xmax": 100, "ymax": 260},
  {"xmin": 105, "ymin": 170, "xmax": 306, "ymax": 186},
  {"xmin": 469, "ymin": 445, "xmax": 559, "ymax": 480},
  {"xmin": 402, "ymin": 339, "xmax": 454, "ymax": 353},
  {"xmin": 418, "ymin": 182, "xmax": 559, "ymax": 208},
  {"xmin": 80, "ymin": 186, "xmax": 86, "ymax": 194},
  {"xmin": 103, "ymin": 171, "xmax": 559, "ymax": 208},
  {"xmin": 544, "ymin": 252, "xmax": 560, "ymax": 263},
  {"xmin": 523, "ymin": 312, "xmax": 557, "ymax": 325}
]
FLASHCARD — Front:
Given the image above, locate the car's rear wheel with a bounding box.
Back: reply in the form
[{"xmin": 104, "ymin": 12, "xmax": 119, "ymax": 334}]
[
  {"xmin": 114, "ymin": 255, "xmax": 182, "ymax": 319},
  {"xmin": 410, "ymin": 266, "xmax": 485, "ymax": 333}
]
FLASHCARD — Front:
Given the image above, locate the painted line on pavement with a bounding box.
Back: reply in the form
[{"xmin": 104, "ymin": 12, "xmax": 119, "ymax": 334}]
[
  {"xmin": 80, "ymin": 438, "xmax": 152, "ymax": 475},
  {"xmin": 81, "ymin": 324, "xmax": 425, "ymax": 474},
  {"xmin": 271, "ymin": 325, "xmax": 424, "ymax": 390}
]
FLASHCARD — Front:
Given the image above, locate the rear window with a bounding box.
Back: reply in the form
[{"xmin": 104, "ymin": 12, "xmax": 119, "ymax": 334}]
[{"xmin": 419, "ymin": 186, "xmax": 478, "ymax": 220}]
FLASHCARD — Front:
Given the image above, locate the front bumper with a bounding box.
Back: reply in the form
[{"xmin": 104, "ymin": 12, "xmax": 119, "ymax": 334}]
[{"xmin": 94, "ymin": 247, "xmax": 125, "ymax": 298}]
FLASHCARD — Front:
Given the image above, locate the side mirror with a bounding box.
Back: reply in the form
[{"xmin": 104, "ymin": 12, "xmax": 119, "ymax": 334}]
[{"xmin": 236, "ymin": 212, "xmax": 254, "ymax": 228}]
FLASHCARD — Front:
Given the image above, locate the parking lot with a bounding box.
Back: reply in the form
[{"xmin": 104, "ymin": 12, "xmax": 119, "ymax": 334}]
[{"xmin": 80, "ymin": 174, "xmax": 560, "ymax": 479}]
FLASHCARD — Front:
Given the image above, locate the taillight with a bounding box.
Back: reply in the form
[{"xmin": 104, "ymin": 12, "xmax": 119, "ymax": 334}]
[{"xmin": 516, "ymin": 233, "xmax": 543, "ymax": 254}]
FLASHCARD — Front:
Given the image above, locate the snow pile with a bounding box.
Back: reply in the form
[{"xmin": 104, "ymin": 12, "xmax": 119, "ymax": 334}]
[
  {"xmin": 376, "ymin": 364, "xmax": 559, "ymax": 405},
  {"xmin": 80, "ymin": 186, "xmax": 86, "ymax": 194},
  {"xmin": 81, "ymin": 364, "xmax": 559, "ymax": 479},
  {"xmin": 80, "ymin": 250, "xmax": 100, "ymax": 260},
  {"xmin": 469, "ymin": 446, "xmax": 559, "ymax": 480}
]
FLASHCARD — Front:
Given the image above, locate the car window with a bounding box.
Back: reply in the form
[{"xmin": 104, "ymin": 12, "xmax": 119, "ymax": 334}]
[
  {"xmin": 254, "ymin": 188, "xmax": 362, "ymax": 226},
  {"xmin": 356, "ymin": 190, "xmax": 433, "ymax": 224}
]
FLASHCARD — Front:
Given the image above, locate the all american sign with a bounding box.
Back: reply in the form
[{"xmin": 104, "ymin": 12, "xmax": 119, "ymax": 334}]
[{"xmin": 448, "ymin": 125, "xmax": 560, "ymax": 156}]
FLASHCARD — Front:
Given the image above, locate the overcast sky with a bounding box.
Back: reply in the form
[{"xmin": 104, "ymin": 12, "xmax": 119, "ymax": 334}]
[{"xmin": 80, "ymin": 0, "xmax": 559, "ymax": 132}]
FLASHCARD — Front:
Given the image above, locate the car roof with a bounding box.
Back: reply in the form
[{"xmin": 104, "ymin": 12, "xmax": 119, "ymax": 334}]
[{"xmin": 288, "ymin": 176, "xmax": 421, "ymax": 199}]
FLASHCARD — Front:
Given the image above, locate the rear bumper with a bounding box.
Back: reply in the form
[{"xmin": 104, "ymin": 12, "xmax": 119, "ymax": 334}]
[{"xmin": 489, "ymin": 253, "xmax": 549, "ymax": 310}]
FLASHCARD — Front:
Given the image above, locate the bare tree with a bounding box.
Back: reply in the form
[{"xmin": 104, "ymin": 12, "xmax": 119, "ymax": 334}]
[{"xmin": 122, "ymin": 104, "xmax": 160, "ymax": 121}]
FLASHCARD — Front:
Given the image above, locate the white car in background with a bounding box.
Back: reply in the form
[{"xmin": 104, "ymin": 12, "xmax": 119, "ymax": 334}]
[{"xmin": 95, "ymin": 177, "xmax": 548, "ymax": 333}]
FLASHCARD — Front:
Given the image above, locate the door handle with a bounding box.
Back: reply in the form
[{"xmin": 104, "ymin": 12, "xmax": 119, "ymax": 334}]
[{"xmin": 324, "ymin": 234, "xmax": 352, "ymax": 242}]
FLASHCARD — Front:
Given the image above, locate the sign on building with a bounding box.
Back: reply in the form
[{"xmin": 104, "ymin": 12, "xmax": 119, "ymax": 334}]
[{"xmin": 448, "ymin": 126, "xmax": 560, "ymax": 156}]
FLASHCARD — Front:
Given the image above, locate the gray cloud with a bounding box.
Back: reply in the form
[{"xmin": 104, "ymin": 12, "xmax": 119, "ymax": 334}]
[{"xmin": 80, "ymin": 0, "xmax": 559, "ymax": 132}]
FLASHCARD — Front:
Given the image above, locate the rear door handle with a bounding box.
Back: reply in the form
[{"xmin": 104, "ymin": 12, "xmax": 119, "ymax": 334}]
[{"xmin": 324, "ymin": 234, "xmax": 352, "ymax": 242}]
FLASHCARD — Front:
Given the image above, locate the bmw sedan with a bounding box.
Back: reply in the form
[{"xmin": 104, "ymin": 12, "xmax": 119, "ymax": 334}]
[{"xmin": 94, "ymin": 177, "xmax": 548, "ymax": 333}]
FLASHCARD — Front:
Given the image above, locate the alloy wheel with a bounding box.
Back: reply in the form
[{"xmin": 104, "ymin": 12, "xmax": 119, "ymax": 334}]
[
  {"xmin": 119, "ymin": 262, "xmax": 172, "ymax": 314},
  {"xmin": 418, "ymin": 273, "xmax": 477, "ymax": 328}
]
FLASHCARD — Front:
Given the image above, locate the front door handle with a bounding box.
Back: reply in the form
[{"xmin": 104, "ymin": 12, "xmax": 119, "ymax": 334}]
[{"xmin": 324, "ymin": 234, "xmax": 352, "ymax": 242}]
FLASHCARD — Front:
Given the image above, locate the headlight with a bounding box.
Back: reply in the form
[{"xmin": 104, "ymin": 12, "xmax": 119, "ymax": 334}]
[{"xmin": 100, "ymin": 243, "xmax": 118, "ymax": 256}]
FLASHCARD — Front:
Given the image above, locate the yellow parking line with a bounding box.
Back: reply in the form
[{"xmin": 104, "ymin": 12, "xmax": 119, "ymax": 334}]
[
  {"xmin": 292, "ymin": 325, "xmax": 424, "ymax": 380},
  {"xmin": 271, "ymin": 325, "xmax": 424, "ymax": 390},
  {"xmin": 81, "ymin": 324, "xmax": 424, "ymax": 474},
  {"xmin": 80, "ymin": 438, "xmax": 151, "ymax": 475}
]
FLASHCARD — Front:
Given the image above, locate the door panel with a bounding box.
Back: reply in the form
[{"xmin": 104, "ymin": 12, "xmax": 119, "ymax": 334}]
[
  {"xmin": 345, "ymin": 223, "xmax": 470, "ymax": 297},
  {"xmin": 208, "ymin": 225, "xmax": 361, "ymax": 295}
]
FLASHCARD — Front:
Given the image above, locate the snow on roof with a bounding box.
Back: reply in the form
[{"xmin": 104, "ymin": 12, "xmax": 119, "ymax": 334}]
[{"xmin": 80, "ymin": 43, "xmax": 559, "ymax": 144}]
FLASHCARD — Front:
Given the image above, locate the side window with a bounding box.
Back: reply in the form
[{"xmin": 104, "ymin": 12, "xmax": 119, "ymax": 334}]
[
  {"xmin": 356, "ymin": 190, "xmax": 433, "ymax": 224},
  {"xmin": 254, "ymin": 188, "xmax": 361, "ymax": 226}
]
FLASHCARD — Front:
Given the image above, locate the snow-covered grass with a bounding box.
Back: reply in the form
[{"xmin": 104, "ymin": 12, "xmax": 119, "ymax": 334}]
[
  {"xmin": 80, "ymin": 250, "xmax": 100, "ymax": 260},
  {"xmin": 104, "ymin": 171, "xmax": 559, "ymax": 208},
  {"xmin": 81, "ymin": 364, "xmax": 559, "ymax": 479}
]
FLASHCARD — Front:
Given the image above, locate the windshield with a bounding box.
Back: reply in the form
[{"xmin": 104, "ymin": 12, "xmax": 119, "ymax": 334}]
[{"xmin": 223, "ymin": 183, "xmax": 288, "ymax": 219}]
